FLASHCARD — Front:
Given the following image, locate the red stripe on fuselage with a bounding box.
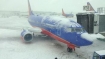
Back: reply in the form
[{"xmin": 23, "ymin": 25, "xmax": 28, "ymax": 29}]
[{"xmin": 32, "ymin": 26, "xmax": 76, "ymax": 49}]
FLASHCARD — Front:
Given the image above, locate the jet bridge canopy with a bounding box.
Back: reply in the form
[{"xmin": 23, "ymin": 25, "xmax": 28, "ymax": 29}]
[
  {"xmin": 76, "ymin": 12, "xmax": 105, "ymax": 33},
  {"xmin": 76, "ymin": 12, "xmax": 94, "ymax": 33}
]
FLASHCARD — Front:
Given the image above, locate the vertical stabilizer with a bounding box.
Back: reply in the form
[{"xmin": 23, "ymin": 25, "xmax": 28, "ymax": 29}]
[
  {"xmin": 62, "ymin": 8, "xmax": 66, "ymax": 16},
  {"xmin": 28, "ymin": 0, "xmax": 34, "ymax": 16},
  {"xmin": 87, "ymin": 2, "xmax": 95, "ymax": 12}
]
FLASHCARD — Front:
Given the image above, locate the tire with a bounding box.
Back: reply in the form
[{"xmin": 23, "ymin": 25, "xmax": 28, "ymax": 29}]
[{"xmin": 67, "ymin": 47, "xmax": 73, "ymax": 52}]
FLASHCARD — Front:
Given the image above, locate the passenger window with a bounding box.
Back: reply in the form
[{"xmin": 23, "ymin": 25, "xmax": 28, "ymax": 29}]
[
  {"xmin": 71, "ymin": 28, "xmax": 75, "ymax": 32},
  {"xmin": 66, "ymin": 28, "xmax": 71, "ymax": 32},
  {"xmin": 75, "ymin": 28, "xmax": 83, "ymax": 32},
  {"xmin": 70, "ymin": 28, "xmax": 84, "ymax": 32}
]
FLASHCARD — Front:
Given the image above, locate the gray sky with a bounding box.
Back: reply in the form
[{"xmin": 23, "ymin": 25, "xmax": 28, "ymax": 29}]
[{"xmin": 0, "ymin": 0, "xmax": 105, "ymax": 13}]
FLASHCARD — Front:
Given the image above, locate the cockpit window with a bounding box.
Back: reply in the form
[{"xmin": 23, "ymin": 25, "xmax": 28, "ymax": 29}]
[
  {"xmin": 71, "ymin": 28, "xmax": 75, "ymax": 32},
  {"xmin": 75, "ymin": 28, "xmax": 83, "ymax": 32},
  {"xmin": 65, "ymin": 27, "xmax": 85, "ymax": 32},
  {"xmin": 71, "ymin": 28, "xmax": 84, "ymax": 32},
  {"xmin": 65, "ymin": 28, "xmax": 71, "ymax": 32}
]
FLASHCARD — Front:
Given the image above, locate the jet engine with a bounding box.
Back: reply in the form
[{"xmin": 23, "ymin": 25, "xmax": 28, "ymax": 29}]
[{"xmin": 21, "ymin": 29, "xmax": 33, "ymax": 42}]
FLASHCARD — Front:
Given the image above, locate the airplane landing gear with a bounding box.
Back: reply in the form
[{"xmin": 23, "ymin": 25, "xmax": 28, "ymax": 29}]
[
  {"xmin": 67, "ymin": 47, "xmax": 73, "ymax": 52},
  {"xmin": 67, "ymin": 44, "xmax": 75, "ymax": 52}
]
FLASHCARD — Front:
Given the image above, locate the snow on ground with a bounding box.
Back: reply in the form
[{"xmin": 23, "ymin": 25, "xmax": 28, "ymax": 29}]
[{"xmin": 0, "ymin": 16, "xmax": 105, "ymax": 59}]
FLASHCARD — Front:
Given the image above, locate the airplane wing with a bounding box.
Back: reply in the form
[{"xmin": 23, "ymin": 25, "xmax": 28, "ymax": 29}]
[
  {"xmin": 24, "ymin": 27, "xmax": 42, "ymax": 33},
  {"xmin": 0, "ymin": 26, "xmax": 43, "ymax": 41},
  {"xmin": 0, "ymin": 26, "xmax": 42, "ymax": 33},
  {"xmin": 23, "ymin": 27, "xmax": 43, "ymax": 36}
]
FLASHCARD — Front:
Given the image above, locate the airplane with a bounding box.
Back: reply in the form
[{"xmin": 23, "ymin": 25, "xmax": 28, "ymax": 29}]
[
  {"xmin": 21, "ymin": 0, "xmax": 93, "ymax": 52},
  {"xmin": 62, "ymin": 9, "xmax": 74, "ymax": 18},
  {"xmin": 86, "ymin": 2, "xmax": 97, "ymax": 12}
]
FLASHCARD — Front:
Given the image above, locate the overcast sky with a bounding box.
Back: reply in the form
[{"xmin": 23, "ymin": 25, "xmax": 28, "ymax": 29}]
[{"xmin": 0, "ymin": 0, "xmax": 105, "ymax": 13}]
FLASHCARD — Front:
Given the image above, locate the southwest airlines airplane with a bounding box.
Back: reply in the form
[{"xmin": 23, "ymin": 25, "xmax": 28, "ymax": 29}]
[
  {"xmin": 21, "ymin": 0, "xmax": 93, "ymax": 52},
  {"xmin": 62, "ymin": 9, "xmax": 74, "ymax": 18}
]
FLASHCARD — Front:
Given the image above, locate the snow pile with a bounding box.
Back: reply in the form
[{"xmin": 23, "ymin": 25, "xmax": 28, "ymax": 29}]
[
  {"xmin": 81, "ymin": 33, "xmax": 105, "ymax": 41},
  {"xmin": 45, "ymin": 16, "xmax": 81, "ymax": 28},
  {"xmin": 0, "ymin": 29, "xmax": 20, "ymax": 38},
  {"xmin": 90, "ymin": 33, "xmax": 105, "ymax": 39},
  {"xmin": 81, "ymin": 33, "xmax": 96, "ymax": 41}
]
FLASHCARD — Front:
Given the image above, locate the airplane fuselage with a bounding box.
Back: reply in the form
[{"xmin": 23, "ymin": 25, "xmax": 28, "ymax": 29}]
[
  {"xmin": 65, "ymin": 14, "xmax": 74, "ymax": 17},
  {"xmin": 28, "ymin": 14, "xmax": 93, "ymax": 47}
]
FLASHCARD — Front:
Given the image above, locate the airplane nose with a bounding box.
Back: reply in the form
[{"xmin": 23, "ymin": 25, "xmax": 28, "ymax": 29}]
[{"xmin": 81, "ymin": 33, "xmax": 94, "ymax": 42}]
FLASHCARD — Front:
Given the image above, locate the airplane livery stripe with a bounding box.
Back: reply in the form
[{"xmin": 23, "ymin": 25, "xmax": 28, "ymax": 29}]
[
  {"xmin": 41, "ymin": 28, "xmax": 76, "ymax": 49},
  {"xmin": 32, "ymin": 26, "xmax": 76, "ymax": 49}
]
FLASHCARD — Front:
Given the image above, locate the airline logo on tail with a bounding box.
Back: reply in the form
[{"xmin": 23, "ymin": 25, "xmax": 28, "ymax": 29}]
[
  {"xmin": 87, "ymin": 2, "xmax": 96, "ymax": 12},
  {"xmin": 62, "ymin": 9, "xmax": 66, "ymax": 16},
  {"xmin": 62, "ymin": 8, "xmax": 74, "ymax": 18},
  {"xmin": 28, "ymin": 0, "xmax": 34, "ymax": 16}
]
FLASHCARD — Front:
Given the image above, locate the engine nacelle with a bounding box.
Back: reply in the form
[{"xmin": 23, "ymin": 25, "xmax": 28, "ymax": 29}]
[{"xmin": 21, "ymin": 29, "xmax": 33, "ymax": 42}]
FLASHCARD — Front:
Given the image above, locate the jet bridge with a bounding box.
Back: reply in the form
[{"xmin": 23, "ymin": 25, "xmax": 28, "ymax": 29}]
[{"xmin": 76, "ymin": 12, "xmax": 105, "ymax": 33}]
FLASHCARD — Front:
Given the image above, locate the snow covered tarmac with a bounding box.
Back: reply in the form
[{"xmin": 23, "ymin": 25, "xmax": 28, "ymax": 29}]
[{"xmin": 0, "ymin": 16, "xmax": 105, "ymax": 59}]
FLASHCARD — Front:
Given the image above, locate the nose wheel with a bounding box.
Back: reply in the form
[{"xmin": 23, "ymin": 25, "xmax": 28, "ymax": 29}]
[
  {"xmin": 67, "ymin": 44, "xmax": 75, "ymax": 52},
  {"xmin": 67, "ymin": 47, "xmax": 73, "ymax": 52}
]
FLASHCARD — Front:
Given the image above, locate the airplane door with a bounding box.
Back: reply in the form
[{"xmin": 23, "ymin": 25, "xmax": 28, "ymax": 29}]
[
  {"xmin": 66, "ymin": 32, "xmax": 77, "ymax": 44},
  {"xmin": 57, "ymin": 28, "xmax": 61, "ymax": 36},
  {"xmin": 57, "ymin": 24, "xmax": 61, "ymax": 36},
  {"xmin": 70, "ymin": 28, "xmax": 77, "ymax": 43}
]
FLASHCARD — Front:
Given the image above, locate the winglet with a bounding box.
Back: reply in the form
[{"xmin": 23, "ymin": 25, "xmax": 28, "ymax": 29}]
[
  {"xmin": 62, "ymin": 8, "xmax": 66, "ymax": 16},
  {"xmin": 28, "ymin": 0, "xmax": 34, "ymax": 16},
  {"xmin": 87, "ymin": 2, "xmax": 96, "ymax": 12}
]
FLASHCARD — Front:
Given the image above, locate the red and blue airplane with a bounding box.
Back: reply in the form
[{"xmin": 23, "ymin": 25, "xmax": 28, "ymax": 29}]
[
  {"xmin": 62, "ymin": 8, "xmax": 74, "ymax": 18},
  {"xmin": 21, "ymin": 0, "xmax": 93, "ymax": 52}
]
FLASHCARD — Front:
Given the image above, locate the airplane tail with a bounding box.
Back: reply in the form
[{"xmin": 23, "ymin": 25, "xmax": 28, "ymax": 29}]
[
  {"xmin": 62, "ymin": 8, "xmax": 66, "ymax": 16},
  {"xmin": 28, "ymin": 0, "xmax": 34, "ymax": 16},
  {"xmin": 87, "ymin": 2, "xmax": 96, "ymax": 12}
]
